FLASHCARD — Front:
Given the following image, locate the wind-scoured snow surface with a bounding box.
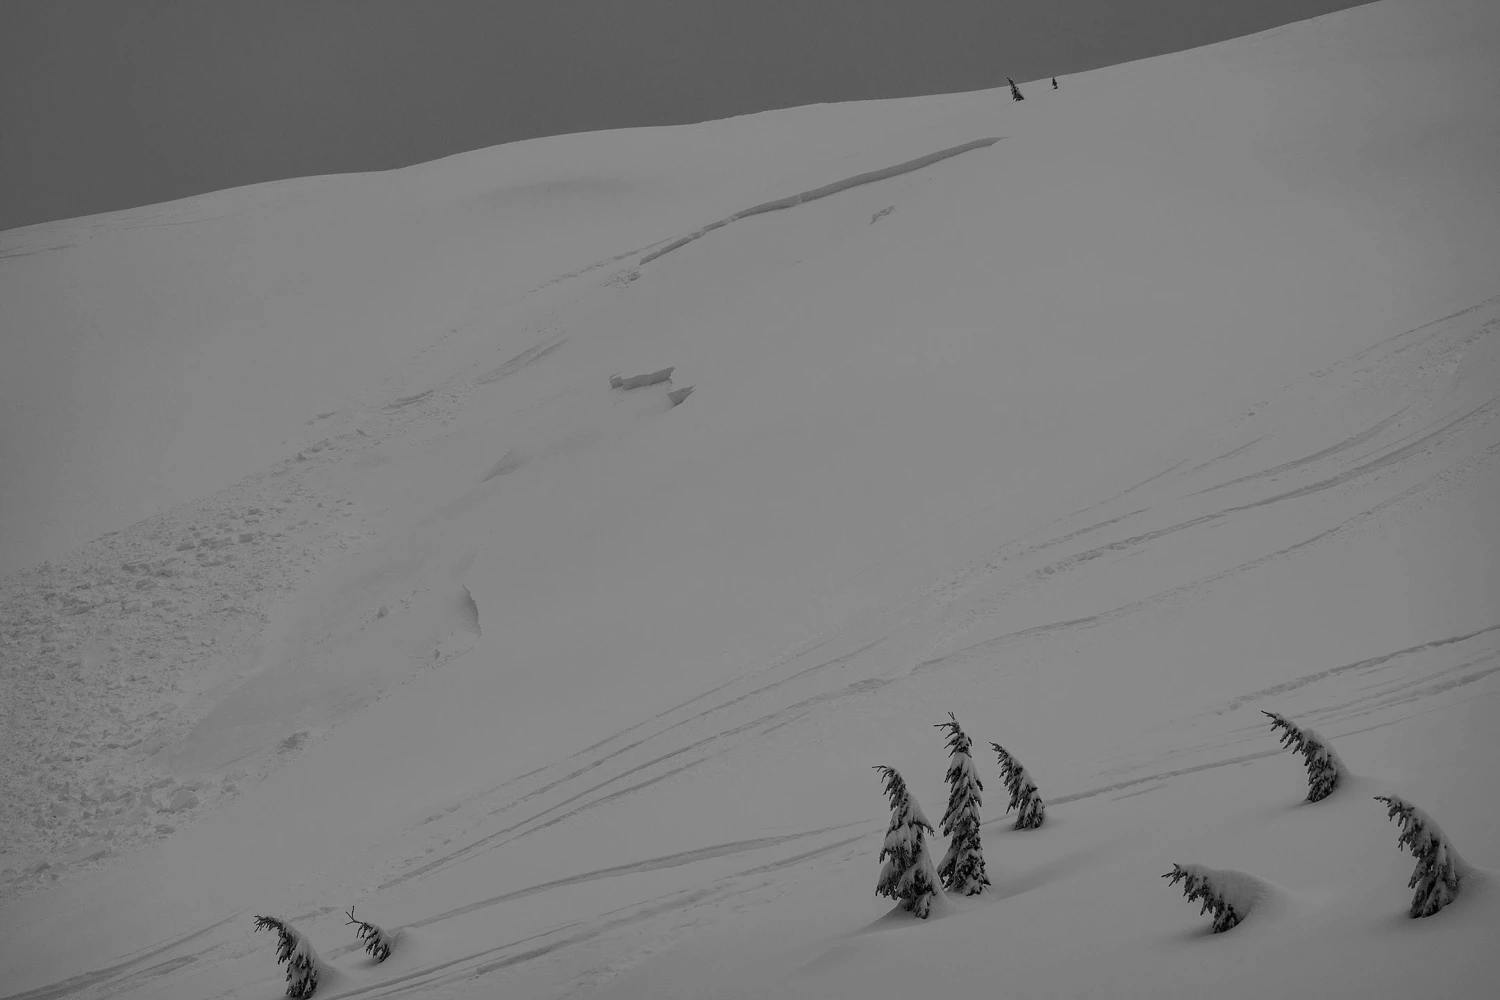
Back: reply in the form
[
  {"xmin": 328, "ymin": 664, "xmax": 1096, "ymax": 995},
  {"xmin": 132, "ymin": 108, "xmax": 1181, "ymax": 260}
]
[{"xmin": 2, "ymin": 1, "xmax": 1499, "ymax": 997}]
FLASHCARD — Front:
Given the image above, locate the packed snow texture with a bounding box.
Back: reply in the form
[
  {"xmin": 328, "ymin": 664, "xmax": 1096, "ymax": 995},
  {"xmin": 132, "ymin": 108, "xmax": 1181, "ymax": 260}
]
[{"xmin": 2, "ymin": 1, "xmax": 1499, "ymax": 998}]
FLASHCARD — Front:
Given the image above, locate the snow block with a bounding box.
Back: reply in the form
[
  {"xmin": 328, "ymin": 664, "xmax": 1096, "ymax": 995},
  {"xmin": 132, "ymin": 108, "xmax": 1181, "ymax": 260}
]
[{"xmin": 610, "ymin": 367, "xmax": 675, "ymax": 390}]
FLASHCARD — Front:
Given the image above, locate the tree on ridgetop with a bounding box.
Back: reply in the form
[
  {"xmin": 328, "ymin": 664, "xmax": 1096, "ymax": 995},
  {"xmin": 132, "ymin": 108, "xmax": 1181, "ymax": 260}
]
[
  {"xmin": 935, "ymin": 713, "xmax": 990, "ymax": 895},
  {"xmin": 1008, "ymin": 77, "xmax": 1025, "ymax": 101},
  {"xmin": 1263, "ymin": 710, "xmax": 1343, "ymax": 802},
  {"xmin": 874, "ymin": 765, "xmax": 941, "ymax": 918}
]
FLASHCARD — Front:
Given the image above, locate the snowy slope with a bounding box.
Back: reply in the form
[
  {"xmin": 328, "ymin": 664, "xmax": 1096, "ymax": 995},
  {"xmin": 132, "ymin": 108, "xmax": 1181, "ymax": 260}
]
[{"xmin": 2, "ymin": 0, "xmax": 1498, "ymax": 998}]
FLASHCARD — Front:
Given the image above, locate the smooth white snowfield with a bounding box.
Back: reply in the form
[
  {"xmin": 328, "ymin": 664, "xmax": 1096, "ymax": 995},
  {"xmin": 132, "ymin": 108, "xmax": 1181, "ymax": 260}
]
[{"xmin": 2, "ymin": 0, "xmax": 1499, "ymax": 997}]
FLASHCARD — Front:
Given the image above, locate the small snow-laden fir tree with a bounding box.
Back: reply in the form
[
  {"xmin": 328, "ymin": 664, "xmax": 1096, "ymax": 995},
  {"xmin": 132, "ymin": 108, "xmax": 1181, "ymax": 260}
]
[
  {"xmin": 253, "ymin": 916, "xmax": 319, "ymax": 998},
  {"xmin": 874, "ymin": 765, "xmax": 941, "ymax": 918},
  {"xmin": 345, "ymin": 906, "xmax": 397, "ymax": 962},
  {"xmin": 935, "ymin": 713, "xmax": 990, "ymax": 895},
  {"xmin": 1008, "ymin": 77, "xmax": 1025, "ymax": 101},
  {"xmin": 1263, "ymin": 710, "xmax": 1343, "ymax": 802},
  {"xmin": 1375, "ymin": 794, "xmax": 1469, "ymax": 918},
  {"xmin": 991, "ymin": 742, "xmax": 1045, "ymax": 829},
  {"xmin": 1162, "ymin": 864, "xmax": 1264, "ymax": 933}
]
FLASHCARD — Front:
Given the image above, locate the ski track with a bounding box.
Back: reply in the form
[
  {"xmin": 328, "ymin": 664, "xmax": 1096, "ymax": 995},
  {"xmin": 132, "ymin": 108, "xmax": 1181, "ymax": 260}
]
[
  {"xmin": 331, "ymin": 834, "xmax": 868, "ymax": 1000},
  {"xmin": 403, "ymin": 823, "xmax": 864, "ymax": 930},
  {"xmin": 1050, "ymin": 749, "xmax": 1287, "ymax": 807},
  {"xmin": 465, "ymin": 434, "xmax": 1310, "ymax": 856},
  {"xmin": 1058, "ymin": 460, "xmax": 1188, "ymax": 522},
  {"xmin": 914, "ymin": 318, "xmax": 1499, "ymax": 674},
  {"xmin": 0, "ymin": 912, "xmax": 241, "ymax": 1000},
  {"xmin": 472, "ymin": 338, "xmax": 567, "ymax": 386},
  {"xmin": 1343, "ymin": 292, "xmax": 1500, "ymax": 366},
  {"xmin": 1190, "ymin": 408, "xmax": 1410, "ymax": 497},
  {"xmin": 386, "ymin": 831, "xmax": 869, "ymax": 997},
  {"xmin": 1303, "ymin": 650, "xmax": 1500, "ymax": 724},
  {"xmin": 496, "ymin": 640, "xmax": 883, "ymax": 818},
  {"xmin": 1217, "ymin": 625, "xmax": 1500, "ymax": 714},
  {"xmin": 442, "ymin": 637, "xmax": 800, "ymax": 818},
  {"xmin": 0, "ymin": 244, "xmax": 74, "ymax": 261},
  {"xmin": 1184, "ymin": 436, "xmax": 1265, "ymax": 476},
  {"xmin": 393, "ymin": 299, "xmax": 1500, "ymax": 901},
  {"xmin": 10, "ymin": 827, "xmax": 869, "ymax": 1000},
  {"xmin": 1008, "ymin": 508, "xmax": 1150, "ymax": 560},
  {"xmin": 1101, "ymin": 630, "xmax": 1500, "ymax": 794},
  {"xmin": 917, "ymin": 514, "xmax": 1360, "ymax": 675},
  {"xmin": 919, "ymin": 440, "xmax": 1498, "ymax": 679},
  {"xmin": 432, "ymin": 635, "xmax": 873, "ymax": 834},
  {"xmin": 1222, "ymin": 396, "xmax": 1497, "ymax": 512},
  {"xmin": 384, "ymin": 671, "xmax": 897, "ymax": 888},
  {"xmin": 1030, "ymin": 394, "xmax": 1492, "ymax": 580}
]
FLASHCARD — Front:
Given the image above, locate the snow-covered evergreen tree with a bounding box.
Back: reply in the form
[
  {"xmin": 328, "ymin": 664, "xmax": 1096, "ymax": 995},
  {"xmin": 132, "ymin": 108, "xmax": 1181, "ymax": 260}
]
[
  {"xmin": 991, "ymin": 742, "xmax": 1046, "ymax": 829},
  {"xmin": 1008, "ymin": 77, "xmax": 1025, "ymax": 101},
  {"xmin": 1263, "ymin": 710, "xmax": 1343, "ymax": 802},
  {"xmin": 345, "ymin": 906, "xmax": 396, "ymax": 962},
  {"xmin": 1162, "ymin": 864, "xmax": 1263, "ymax": 933},
  {"xmin": 253, "ymin": 916, "xmax": 319, "ymax": 998},
  {"xmin": 1375, "ymin": 794, "xmax": 1469, "ymax": 917},
  {"xmin": 935, "ymin": 713, "xmax": 990, "ymax": 895},
  {"xmin": 874, "ymin": 764, "xmax": 941, "ymax": 918}
]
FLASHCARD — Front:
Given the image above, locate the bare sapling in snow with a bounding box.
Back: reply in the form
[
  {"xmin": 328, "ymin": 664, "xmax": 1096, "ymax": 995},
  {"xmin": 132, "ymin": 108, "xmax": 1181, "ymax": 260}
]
[
  {"xmin": 991, "ymin": 741, "xmax": 1046, "ymax": 829},
  {"xmin": 935, "ymin": 713, "xmax": 990, "ymax": 895},
  {"xmin": 874, "ymin": 764, "xmax": 942, "ymax": 918},
  {"xmin": 1162, "ymin": 864, "xmax": 1265, "ymax": 933},
  {"xmin": 345, "ymin": 906, "xmax": 396, "ymax": 962},
  {"xmin": 252, "ymin": 915, "xmax": 319, "ymax": 998},
  {"xmin": 1263, "ymin": 710, "xmax": 1343, "ymax": 802},
  {"xmin": 1375, "ymin": 794, "xmax": 1469, "ymax": 918}
]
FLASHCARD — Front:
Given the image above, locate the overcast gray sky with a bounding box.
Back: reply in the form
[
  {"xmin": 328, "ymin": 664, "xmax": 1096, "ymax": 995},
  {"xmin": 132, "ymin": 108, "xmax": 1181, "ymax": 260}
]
[{"xmin": 1, "ymin": 0, "xmax": 1368, "ymax": 231}]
